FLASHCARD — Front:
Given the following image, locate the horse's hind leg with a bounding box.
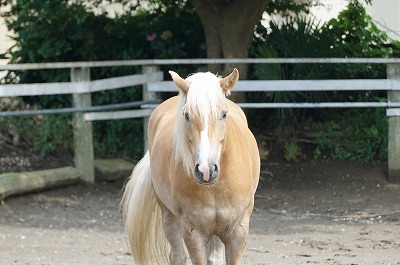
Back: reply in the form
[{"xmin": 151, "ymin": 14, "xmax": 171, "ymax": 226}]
[
  {"xmin": 206, "ymin": 236, "xmax": 225, "ymax": 265},
  {"xmin": 159, "ymin": 203, "xmax": 187, "ymax": 265}
]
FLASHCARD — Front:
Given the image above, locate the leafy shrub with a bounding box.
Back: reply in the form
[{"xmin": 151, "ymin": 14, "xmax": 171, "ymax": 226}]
[
  {"xmin": 325, "ymin": 0, "xmax": 390, "ymax": 79},
  {"xmin": 250, "ymin": 0, "xmax": 396, "ymax": 162},
  {"xmin": 314, "ymin": 108, "xmax": 387, "ymax": 162},
  {"xmin": 1, "ymin": 114, "xmax": 73, "ymax": 158},
  {"xmin": 283, "ymin": 142, "xmax": 305, "ymax": 162},
  {"xmin": 1, "ymin": 0, "xmax": 204, "ymax": 160}
]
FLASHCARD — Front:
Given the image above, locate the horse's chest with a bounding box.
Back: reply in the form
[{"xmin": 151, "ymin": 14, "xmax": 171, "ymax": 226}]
[{"xmin": 176, "ymin": 195, "xmax": 249, "ymax": 236}]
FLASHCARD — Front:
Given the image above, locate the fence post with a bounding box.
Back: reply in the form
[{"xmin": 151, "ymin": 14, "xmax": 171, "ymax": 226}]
[
  {"xmin": 387, "ymin": 64, "xmax": 400, "ymax": 183},
  {"xmin": 142, "ymin": 65, "xmax": 160, "ymax": 153},
  {"xmin": 71, "ymin": 67, "xmax": 95, "ymax": 182}
]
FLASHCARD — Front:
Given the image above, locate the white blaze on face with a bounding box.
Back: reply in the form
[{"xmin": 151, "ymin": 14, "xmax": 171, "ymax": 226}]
[{"xmin": 198, "ymin": 120, "xmax": 211, "ymax": 181}]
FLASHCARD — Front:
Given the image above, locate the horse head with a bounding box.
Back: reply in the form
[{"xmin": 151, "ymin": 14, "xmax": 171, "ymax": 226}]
[{"xmin": 169, "ymin": 69, "xmax": 239, "ymax": 185}]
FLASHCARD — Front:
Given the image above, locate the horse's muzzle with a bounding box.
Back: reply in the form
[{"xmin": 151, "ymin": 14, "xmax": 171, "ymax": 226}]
[{"xmin": 195, "ymin": 164, "xmax": 219, "ymax": 185}]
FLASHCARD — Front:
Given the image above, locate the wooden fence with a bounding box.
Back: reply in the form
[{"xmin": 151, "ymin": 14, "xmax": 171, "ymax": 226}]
[{"xmin": 1, "ymin": 58, "xmax": 400, "ymax": 183}]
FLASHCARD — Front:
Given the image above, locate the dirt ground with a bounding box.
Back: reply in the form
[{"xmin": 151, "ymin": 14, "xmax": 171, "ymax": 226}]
[{"xmin": 1, "ymin": 153, "xmax": 400, "ymax": 264}]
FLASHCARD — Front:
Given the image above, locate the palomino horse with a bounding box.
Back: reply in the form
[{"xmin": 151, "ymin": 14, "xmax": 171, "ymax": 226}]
[{"xmin": 121, "ymin": 69, "xmax": 260, "ymax": 265}]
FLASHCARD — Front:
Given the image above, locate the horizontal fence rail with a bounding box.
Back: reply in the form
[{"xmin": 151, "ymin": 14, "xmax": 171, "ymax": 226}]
[
  {"xmin": 237, "ymin": 102, "xmax": 400, "ymax": 108},
  {"xmin": 0, "ymin": 72, "xmax": 163, "ymax": 96},
  {"xmin": 144, "ymin": 79, "xmax": 400, "ymax": 110},
  {"xmin": 84, "ymin": 108, "xmax": 153, "ymax": 121},
  {"xmin": 148, "ymin": 79, "xmax": 400, "ymax": 92},
  {"xmin": 3, "ymin": 58, "xmax": 400, "ymax": 70},
  {"xmin": 142, "ymin": 102, "xmax": 400, "ymax": 109},
  {"xmin": 0, "ymin": 100, "xmax": 160, "ymax": 117}
]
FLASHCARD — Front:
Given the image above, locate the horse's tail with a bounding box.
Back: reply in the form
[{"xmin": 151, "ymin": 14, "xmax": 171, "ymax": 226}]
[{"xmin": 121, "ymin": 151, "xmax": 168, "ymax": 265}]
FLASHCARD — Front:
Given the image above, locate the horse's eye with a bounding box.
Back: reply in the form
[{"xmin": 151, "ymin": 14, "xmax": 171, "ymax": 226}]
[
  {"xmin": 221, "ymin": 111, "xmax": 228, "ymax": 120},
  {"xmin": 184, "ymin": 112, "xmax": 190, "ymax": 122}
]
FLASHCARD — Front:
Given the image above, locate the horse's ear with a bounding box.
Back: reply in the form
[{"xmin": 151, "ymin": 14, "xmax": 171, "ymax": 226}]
[
  {"xmin": 169, "ymin": 70, "xmax": 189, "ymax": 94},
  {"xmin": 220, "ymin": 68, "xmax": 239, "ymax": 95}
]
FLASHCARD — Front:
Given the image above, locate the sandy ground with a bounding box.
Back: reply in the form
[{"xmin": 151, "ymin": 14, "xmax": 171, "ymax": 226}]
[{"xmin": 1, "ymin": 158, "xmax": 400, "ymax": 265}]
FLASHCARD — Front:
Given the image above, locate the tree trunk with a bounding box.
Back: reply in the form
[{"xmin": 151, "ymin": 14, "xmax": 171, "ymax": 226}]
[{"xmin": 191, "ymin": 0, "xmax": 270, "ymax": 101}]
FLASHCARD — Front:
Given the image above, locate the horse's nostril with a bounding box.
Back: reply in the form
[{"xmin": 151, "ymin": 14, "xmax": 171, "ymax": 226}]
[
  {"xmin": 214, "ymin": 164, "xmax": 218, "ymax": 172},
  {"xmin": 195, "ymin": 164, "xmax": 203, "ymax": 177}
]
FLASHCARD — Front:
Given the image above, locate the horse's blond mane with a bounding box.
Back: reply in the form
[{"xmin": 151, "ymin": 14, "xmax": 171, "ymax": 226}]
[{"xmin": 174, "ymin": 72, "xmax": 227, "ymax": 175}]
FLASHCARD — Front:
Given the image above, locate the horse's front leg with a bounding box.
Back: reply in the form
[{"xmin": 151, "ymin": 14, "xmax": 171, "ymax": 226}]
[
  {"xmin": 183, "ymin": 226, "xmax": 209, "ymax": 265},
  {"xmin": 159, "ymin": 202, "xmax": 187, "ymax": 265},
  {"xmin": 222, "ymin": 215, "xmax": 251, "ymax": 265}
]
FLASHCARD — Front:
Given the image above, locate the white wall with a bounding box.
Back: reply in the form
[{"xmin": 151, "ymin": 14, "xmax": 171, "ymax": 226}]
[
  {"xmin": 367, "ymin": 0, "xmax": 400, "ymax": 40},
  {"xmin": 0, "ymin": 15, "xmax": 12, "ymax": 79},
  {"xmin": 313, "ymin": 0, "xmax": 400, "ymax": 41},
  {"xmin": 0, "ymin": 16, "xmax": 13, "ymax": 62},
  {"xmin": 310, "ymin": 0, "xmax": 347, "ymax": 23}
]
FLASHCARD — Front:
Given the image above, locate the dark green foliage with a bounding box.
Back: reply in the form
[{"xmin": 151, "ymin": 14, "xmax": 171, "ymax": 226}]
[
  {"xmin": 251, "ymin": 15, "xmax": 334, "ymax": 139},
  {"xmin": 283, "ymin": 141, "xmax": 305, "ymax": 162},
  {"xmin": 250, "ymin": 0, "xmax": 397, "ymax": 162},
  {"xmin": 1, "ymin": 114, "xmax": 73, "ymax": 159},
  {"xmin": 93, "ymin": 119, "xmax": 143, "ymax": 159},
  {"xmin": 253, "ymin": 0, "xmax": 391, "ymax": 82},
  {"xmin": 0, "ymin": 0, "xmax": 204, "ymax": 160},
  {"xmin": 325, "ymin": 0, "xmax": 390, "ymax": 79},
  {"xmin": 314, "ymin": 108, "xmax": 387, "ymax": 162},
  {"xmin": 265, "ymin": 0, "xmax": 316, "ymax": 18}
]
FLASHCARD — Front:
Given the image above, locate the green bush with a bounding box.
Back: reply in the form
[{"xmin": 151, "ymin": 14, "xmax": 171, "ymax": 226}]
[
  {"xmin": 283, "ymin": 142, "xmax": 305, "ymax": 162},
  {"xmin": 1, "ymin": 0, "xmax": 204, "ymax": 160},
  {"xmin": 250, "ymin": 0, "xmax": 396, "ymax": 162},
  {"xmin": 314, "ymin": 108, "xmax": 387, "ymax": 162},
  {"xmin": 1, "ymin": 114, "xmax": 73, "ymax": 158}
]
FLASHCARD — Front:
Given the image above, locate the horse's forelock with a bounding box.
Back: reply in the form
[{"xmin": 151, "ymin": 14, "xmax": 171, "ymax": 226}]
[{"xmin": 184, "ymin": 72, "xmax": 226, "ymax": 120}]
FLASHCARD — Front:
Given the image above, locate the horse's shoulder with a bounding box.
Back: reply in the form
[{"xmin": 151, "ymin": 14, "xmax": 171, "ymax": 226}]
[
  {"xmin": 148, "ymin": 96, "xmax": 178, "ymax": 147},
  {"xmin": 149, "ymin": 96, "xmax": 178, "ymax": 122},
  {"xmin": 225, "ymin": 98, "xmax": 259, "ymax": 160},
  {"xmin": 152, "ymin": 96, "xmax": 178, "ymax": 115},
  {"xmin": 226, "ymin": 99, "xmax": 248, "ymax": 127}
]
